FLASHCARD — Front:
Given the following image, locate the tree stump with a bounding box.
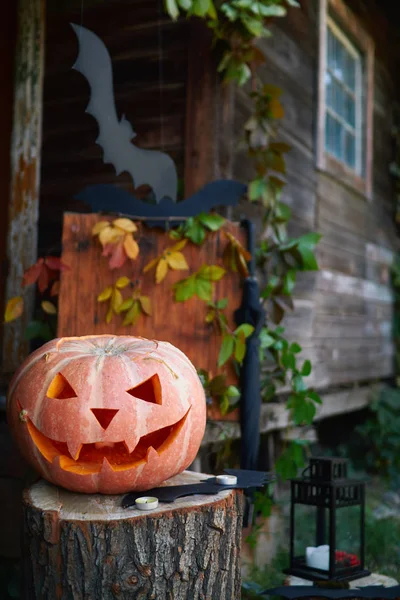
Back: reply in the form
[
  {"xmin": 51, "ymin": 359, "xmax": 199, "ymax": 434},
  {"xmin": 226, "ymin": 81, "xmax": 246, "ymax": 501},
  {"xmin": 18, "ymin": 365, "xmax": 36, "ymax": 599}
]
[{"xmin": 22, "ymin": 471, "xmax": 244, "ymax": 600}]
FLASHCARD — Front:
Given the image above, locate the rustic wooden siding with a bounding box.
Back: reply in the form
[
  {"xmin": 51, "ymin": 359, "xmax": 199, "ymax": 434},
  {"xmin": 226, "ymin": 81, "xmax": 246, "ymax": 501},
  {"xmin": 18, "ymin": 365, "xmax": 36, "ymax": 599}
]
[
  {"xmin": 39, "ymin": 0, "xmax": 189, "ymax": 254},
  {"xmin": 229, "ymin": 0, "xmax": 398, "ymax": 398}
]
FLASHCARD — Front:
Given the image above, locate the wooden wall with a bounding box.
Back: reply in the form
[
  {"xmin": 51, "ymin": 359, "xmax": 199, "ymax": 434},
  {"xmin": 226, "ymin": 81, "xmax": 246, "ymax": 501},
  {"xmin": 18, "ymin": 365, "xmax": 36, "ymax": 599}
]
[
  {"xmin": 39, "ymin": 0, "xmax": 189, "ymax": 253},
  {"xmin": 230, "ymin": 0, "xmax": 399, "ymax": 402}
]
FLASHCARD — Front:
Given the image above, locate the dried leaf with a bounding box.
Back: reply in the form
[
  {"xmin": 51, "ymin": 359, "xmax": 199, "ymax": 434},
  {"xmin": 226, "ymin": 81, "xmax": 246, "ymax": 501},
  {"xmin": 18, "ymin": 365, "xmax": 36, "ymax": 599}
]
[
  {"xmin": 92, "ymin": 221, "xmax": 110, "ymax": 236},
  {"xmin": 119, "ymin": 298, "xmax": 134, "ymax": 312},
  {"xmin": 111, "ymin": 288, "xmax": 123, "ymax": 313},
  {"xmin": 4, "ymin": 296, "xmax": 24, "ymax": 323},
  {"xmin": 106, "ymin": 306, "xmax": 113, "ymax": 324},
  {"xmin": 139, "ymin": 296, "xmax": 152, "ymax": 316},
  {"xmin": 97, "ymin": 286, "xmax": 113, "ymax": 302},
  {"xmin": 143, "ymin": 257, "xmax": 159, "ymax": 273},
  {"xmin": 112, "ymin": 218, "xmax": 137, "ymax": 233},
  {"xmin": 171, "ymin": 239, "xmax": 188, "ymax": 252},
  {"xmin": 115, "ymin": 276, "xmax": 131, "ymax": 289},
  {"xmin": 45, "ymin": 257, "xmax": 69, "ymax": 271},
  {"xmin": 108, "ymin": 241, "xmax": 127, "ymax": 270},
  {"xmin": 41, "ymin": 301, "xmax": 57, "ymax": 315},
  {"xmin": 37, "ymin": 265, "xmax": 50, "ymax": 293},
  {"xmin": 50, "ymin": 281, "xmax": 60, "ymax": 297},
  {"xmin": 99, "ymin": 226, "xmax": 121, "ymax": 246},
  {"xmin": 22, "ymin": 259, "xmax": 44, "ymax": 287},
  {"xmin": 123, "ymin": 233, "xmax": 139, "ymax": 260},
  {"xmin": 156, "ymin": 258, "xmax": 168, "ymax": 283},
  {"xmin": 123, "ymin": 301, "xmax": 141, "ymax": 326},
  {"xmin": 165, "ymin": 251, "xmax": 188, "ymax": 270}
]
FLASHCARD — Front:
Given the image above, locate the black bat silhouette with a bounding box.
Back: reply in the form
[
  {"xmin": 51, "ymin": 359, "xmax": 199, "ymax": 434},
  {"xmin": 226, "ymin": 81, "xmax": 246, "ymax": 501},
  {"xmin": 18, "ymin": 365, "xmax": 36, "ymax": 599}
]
[
  {"xmin": 71, "ymin": 23, "xmax": 178, "ymax": 203},
  {"xmin": 75, "ymin": 180, "xmax": 247, "ymax": 227},
  {"xmin": 121, "ymin": 469, "xmax": 273, "ymax": 508}
]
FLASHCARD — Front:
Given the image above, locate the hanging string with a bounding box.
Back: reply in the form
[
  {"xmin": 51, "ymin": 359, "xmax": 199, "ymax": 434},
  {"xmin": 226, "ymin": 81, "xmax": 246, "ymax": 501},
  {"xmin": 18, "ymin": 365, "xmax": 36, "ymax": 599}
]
[{"xmin": 157, "ymin": 0, "xmax": 165, "ymax": 151}]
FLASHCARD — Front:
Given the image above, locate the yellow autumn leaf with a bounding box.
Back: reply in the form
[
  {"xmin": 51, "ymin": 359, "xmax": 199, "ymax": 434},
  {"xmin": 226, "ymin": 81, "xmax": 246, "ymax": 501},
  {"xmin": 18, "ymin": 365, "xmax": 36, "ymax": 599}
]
[
  {"xmin": 97, "ymin": 286, "xmax": 113, "ymax": 301},
  {"xmin": 165, "ymin": 251, "xmax": 189, "ymax": 270},
  {"xmin": 99, "ymin": 226, "xmax": 122, "ymax": 246},
  {"xmin": 171, "ymin": 239, "xmax": 188, "ymax": 252},
  {"xmin": 270, "ymin": 97, "xmax": 284, "ymax": 120},
  {"xmin": 92, "ymin": 221, "xmax": 110, "ymax": 236},
  {"xmin": 115, "ymin": 276, "xmax": 131, "ymax": 289},
  {"xmin": 106, "ymin": 307, "xmax": 113, "ymax": 324},
  {"xmin": 139, "ymin": 296, "xmax": 152, "ymax": 316},
  {"xmin": 111, "ymin": 288, "xmax": 123, "ymax": 312},
  {"xmin": 41, "ymin": 301, "xmax": 57, "ymax": 315},
  {"xmin": 119, "ymin": 298, "xmax": 134, "ymax": 312},
  {"xmin": 123, "ymin": 301, "xmax": 141, "ymax": 327},
  {"xmin": 143, "ymin": 257, "xmax": 159, "ymax": 273},
  {"xmin": 124, "ymin": 233, "xmax": 139, "ymax": 260},
  {"xmin": 156, "ymin": 258, "xmax": 168, "ymax": 283},
  {"xmin": 112, "ymin": 218, "xmax": 137, "ymax": 233},
  {"xmin": 4, "ymin": 296, "xmax": 24, "ymax": 323}
]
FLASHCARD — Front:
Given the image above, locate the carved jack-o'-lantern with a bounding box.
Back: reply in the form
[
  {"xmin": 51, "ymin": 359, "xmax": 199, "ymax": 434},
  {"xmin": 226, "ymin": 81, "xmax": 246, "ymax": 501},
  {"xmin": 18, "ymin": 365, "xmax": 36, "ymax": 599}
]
[{"xmin": 7, "ymin": 335, "xmax": 206, "ymax": 494}]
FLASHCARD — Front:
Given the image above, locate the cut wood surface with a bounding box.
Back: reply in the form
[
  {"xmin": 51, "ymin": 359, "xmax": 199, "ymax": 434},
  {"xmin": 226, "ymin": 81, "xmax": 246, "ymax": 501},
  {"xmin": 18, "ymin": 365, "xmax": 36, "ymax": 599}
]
[{"xmin": 23, "ymin": 471, "xmax": 244, "ymax": 600}]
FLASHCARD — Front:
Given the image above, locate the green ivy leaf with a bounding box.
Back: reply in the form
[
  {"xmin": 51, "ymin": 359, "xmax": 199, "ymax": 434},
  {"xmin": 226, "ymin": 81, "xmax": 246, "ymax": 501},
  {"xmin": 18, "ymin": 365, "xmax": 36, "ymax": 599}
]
[
  {"xmin": 218, "ymin": 334, "xmax": 235, "ymax": 366},
  {"xmin": 234, "ymin": 332, "xmax": 247, "ymax": 363},
  {"xmin": 249, "ymin": 178, "xmax": 267, "ymax": 202},
  {"xmin": 192, "ymin": 0, "xmax": 211, "ymax": 16},
  {"xmin": 260, "ymin": 328, "xmax": 275, "ymax": 348},
  {"xmin": 195, "ymin": 278, "xmax": 212, "ymax": 301},
  {"xmin": 235, "ymin": 323, "xmax": 254, "ymax": 338},
  {"xmin": 282, "ymin": 352, "xmax": 295, "ymax": 370},
  {"xmin": 178, "ymin": 0, "xmax": 192, "ymax": 8},
  {"xmin": 220, "ymin": 394, "xmax": 230, "ymax": 416},
  {"xmin": 283, "ymin": 269, "xmax": 296, "ymax": 295},
  {"xmin": 308, "ymin": 390, "xmax": 322, "ymax": 404},
  {"xmin": 290, "ymin": 342, "xmax": 302, "ymax": 354},
  {"xmin": 227, "ymin": 385, "xmax": 240, "ymax": 398},
  {"xmin": 174, "ymin": 277, "xmax": 196, "ymax": 302},
  {"xmin": 293, "ymin": 373, "xmax": 307, "ymax": 393},
  {"xmin": 200, "ymin": 265, "xmax": 226, "ymax": 281},
  {"xmin": 165, "ymin": 0, "xmax": 179, "ymax": 19},
  {"xmin": 217, "ymin": 298, "xmax": 228, "ymax": 309},
  {"xmin": 301, "ymin": 359, "xmax": 312, "ymax": 377},
  {"xmin": 198, "ymin": 212, "xmax": 225, "ymax": 231},
  {"xmin": 186, "ymin": 221, "xmax": 206, "ymax": 245}
]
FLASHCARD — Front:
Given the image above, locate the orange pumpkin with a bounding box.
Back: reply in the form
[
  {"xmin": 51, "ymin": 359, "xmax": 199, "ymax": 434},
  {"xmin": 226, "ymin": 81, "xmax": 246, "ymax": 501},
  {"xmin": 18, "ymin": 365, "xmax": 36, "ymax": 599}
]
[{"xmin": 7, "ymin": 335, "xmax": 206, "ymax": 494}]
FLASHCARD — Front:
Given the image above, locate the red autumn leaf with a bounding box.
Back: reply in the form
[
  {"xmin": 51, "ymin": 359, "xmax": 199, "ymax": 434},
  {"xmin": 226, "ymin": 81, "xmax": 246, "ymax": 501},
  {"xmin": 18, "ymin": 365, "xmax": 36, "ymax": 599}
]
[
  {"xmin": 50, "ymin": 281, "xmax": 60, "ymax": 297},
  {"xmin": 45, "ymin": 256, "xmax": 70, "ymax": 271},
  {"xmin": 22, "ymin": 258, "xmax": 44, "ymax": 287},
  {"xmin": 37, "ymin": 265, "xmax": 50, "ymax": 293},
  {"xmin": 103, "ymin": 241, "xmax": 127, "ymax": 270}
]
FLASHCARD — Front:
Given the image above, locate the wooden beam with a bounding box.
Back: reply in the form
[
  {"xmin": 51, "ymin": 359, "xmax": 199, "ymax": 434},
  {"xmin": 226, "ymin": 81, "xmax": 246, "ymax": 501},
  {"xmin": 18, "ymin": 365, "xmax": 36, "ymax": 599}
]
[
  {"xmin": 2, "ymin": 0, "xmax": 46, "ymax": 374},
  {"xmin": 202, "ymin": 383, "xmax": 381, "ymax": 445},
  {"xmin": 184, "ymin": 20, "xmax": 218, "ymax": 196}
]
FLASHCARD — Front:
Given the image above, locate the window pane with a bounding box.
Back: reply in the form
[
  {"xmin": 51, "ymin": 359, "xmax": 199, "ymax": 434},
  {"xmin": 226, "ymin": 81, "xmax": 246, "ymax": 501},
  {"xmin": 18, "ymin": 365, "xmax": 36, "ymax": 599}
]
[
  {"xmin": 343, "ymin": 51, "xmax": 356, "ymax": 91},
  {"xmin": 344, "ymin": 132, "xmax": 356, "ymax": 169},
  {"xmin": 344, "ymin": 94, "xmax": 356, "ymax": 127},
  {"xmin": 325, "ymin": 113, "xmax": 343, "ymax": 159}
]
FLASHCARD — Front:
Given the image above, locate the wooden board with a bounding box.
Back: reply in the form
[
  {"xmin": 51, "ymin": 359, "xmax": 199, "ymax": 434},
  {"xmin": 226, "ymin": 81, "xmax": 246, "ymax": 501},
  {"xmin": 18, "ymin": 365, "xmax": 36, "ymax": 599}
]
[{"xmin": 58, "ymin": 212, "xmax": 246, "ymax": 419}]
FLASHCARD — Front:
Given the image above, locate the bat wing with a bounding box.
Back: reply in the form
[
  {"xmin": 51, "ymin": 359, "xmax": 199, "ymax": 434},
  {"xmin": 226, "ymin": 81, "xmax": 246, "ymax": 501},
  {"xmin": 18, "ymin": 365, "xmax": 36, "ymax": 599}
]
[
  {"xmin": 75, "ymin": 179, "xmax": 247, "ymax": 227},
  {"xmin": 71, "ymin": 23, "xmax": 133, "ymax": 173}
]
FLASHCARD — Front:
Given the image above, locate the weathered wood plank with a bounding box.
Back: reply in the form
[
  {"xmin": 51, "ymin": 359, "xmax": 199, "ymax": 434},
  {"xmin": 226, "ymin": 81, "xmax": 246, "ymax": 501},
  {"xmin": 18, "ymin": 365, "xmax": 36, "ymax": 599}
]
[{"xmin": 2, "ymin": 0, "xmax": 46, "ymax": 374}]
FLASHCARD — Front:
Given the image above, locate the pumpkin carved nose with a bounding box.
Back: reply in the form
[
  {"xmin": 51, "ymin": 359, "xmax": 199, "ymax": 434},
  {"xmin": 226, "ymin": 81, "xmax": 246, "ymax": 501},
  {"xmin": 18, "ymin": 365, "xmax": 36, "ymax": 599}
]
[{"xmin": 91, "ymin": 408, "xmax": 119, "ymax": 430}]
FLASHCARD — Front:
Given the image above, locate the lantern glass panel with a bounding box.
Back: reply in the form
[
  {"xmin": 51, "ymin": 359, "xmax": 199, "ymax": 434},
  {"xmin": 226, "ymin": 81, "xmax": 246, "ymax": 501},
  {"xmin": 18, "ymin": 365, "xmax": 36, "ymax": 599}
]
[
  {"xmin": 293, "ymin": 504, "xmax": 330, "ymax": 571},
  {"xmin": 335, "ymin": 505, "xmax": 362, "ymax": 573}
]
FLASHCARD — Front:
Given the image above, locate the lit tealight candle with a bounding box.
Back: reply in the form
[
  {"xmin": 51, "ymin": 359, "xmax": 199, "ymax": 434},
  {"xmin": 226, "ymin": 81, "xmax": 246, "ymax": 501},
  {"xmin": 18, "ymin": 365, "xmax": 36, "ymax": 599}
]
[
  {"xmin": 135, "ymin": 497, "xmax": 159, "ymax": 511},
  {"xmin": 216, "ymin": 474, "xmax": 238, "ymax": 486}
]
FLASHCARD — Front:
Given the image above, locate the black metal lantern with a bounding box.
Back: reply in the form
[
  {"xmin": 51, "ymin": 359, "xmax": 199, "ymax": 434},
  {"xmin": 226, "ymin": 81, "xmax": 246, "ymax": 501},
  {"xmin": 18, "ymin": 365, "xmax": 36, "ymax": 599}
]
[{"xmin": 285, "ymin": 457, "xmax": 370, "ymax": 582}]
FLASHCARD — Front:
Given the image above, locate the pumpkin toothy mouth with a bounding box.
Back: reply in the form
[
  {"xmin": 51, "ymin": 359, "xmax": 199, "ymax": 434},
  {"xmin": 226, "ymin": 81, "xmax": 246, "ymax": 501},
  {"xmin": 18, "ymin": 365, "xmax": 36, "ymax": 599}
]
[{"xmin": 25, "ymin": 409, "xmax": 190, "ymax": 475}]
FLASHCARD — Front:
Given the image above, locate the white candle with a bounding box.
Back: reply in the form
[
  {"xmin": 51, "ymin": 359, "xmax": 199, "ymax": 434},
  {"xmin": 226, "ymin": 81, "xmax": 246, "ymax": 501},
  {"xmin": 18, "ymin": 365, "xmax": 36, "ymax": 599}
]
[
  {"xmin": 135, "ymin": 497, "xmax": 159, "ymax": 511},
  {"xmin": 306, "ymin": 545, "xmax": 330, "ymax": 571},
  {"xmin": 216, "ymin": 475, "xmax": 238, "ymax": 486}
]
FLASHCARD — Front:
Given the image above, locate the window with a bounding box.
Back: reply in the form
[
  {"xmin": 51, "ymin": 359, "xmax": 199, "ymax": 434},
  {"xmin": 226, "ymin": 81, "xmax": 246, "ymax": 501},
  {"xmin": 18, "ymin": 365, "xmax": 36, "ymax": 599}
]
[{"xmin": 317, "ymin": 0, "xmax": 374, "ymax": 198}]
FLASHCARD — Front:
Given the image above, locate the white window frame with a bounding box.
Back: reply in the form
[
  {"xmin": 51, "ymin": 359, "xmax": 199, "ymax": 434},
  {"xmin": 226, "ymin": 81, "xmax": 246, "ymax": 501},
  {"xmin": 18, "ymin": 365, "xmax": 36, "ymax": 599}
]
[{"xmin": 317, "ymin": 0, "xmax": 374, "ymax": 199}]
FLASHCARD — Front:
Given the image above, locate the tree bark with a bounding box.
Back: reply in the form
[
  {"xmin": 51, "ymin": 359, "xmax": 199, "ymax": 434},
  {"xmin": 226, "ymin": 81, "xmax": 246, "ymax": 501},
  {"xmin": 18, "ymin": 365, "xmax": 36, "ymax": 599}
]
[{"xmin": 22, "ymin": 471, "xmax": 244, "ymax": 600}]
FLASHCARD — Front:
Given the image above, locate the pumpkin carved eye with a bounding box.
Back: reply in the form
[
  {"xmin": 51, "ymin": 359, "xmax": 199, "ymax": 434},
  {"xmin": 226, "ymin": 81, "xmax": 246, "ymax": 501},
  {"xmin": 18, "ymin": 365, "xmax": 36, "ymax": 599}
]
[
  {"xmin": 47, "ymin": 373, "xmax": 77, "ymax": 399},
  {"xmin": 126, "ymin": 374, "xmax": 162, "ymax": 405}
]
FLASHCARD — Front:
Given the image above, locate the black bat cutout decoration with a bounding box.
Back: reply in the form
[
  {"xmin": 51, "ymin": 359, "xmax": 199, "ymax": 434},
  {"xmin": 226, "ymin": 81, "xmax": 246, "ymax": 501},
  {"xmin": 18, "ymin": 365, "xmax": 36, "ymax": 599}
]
[
  {"xmin": 121, "ymin": 469, "xmax": 273, "ymax": 508},
  {"xmin": 75, "ymin": 180, "xmax": 248, "ymax": 229}
]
